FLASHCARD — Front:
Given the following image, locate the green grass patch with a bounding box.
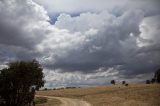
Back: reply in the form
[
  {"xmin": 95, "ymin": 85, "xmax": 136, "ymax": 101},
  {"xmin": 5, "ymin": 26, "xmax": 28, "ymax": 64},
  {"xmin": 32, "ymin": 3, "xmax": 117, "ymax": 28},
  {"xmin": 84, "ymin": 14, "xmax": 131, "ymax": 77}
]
[{"xmin": 35, "ymin": 97, "xmax": 47, "ymax": 104}]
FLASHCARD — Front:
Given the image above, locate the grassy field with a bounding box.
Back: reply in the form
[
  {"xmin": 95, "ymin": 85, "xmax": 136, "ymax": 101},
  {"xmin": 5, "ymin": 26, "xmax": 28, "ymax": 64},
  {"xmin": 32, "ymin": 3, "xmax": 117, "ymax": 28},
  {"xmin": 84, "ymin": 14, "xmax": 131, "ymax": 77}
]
[
  {"xmin": 35, "ymin": 97, "xmax": 61, "ymax": 106},
  {"xmin": 35, "ymin": 97, "xmax": 48, "ymax": 104},
  {"xmin": 37, "ymin": 84, "xmax": 160, "ymax": 106}
]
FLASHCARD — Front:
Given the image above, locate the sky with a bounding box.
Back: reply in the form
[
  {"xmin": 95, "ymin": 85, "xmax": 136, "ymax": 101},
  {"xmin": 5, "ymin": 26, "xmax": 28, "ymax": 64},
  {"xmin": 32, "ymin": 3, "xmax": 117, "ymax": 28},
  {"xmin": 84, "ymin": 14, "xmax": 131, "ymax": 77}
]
[{"xmin": 0, "ymin": 0, "xmax": 160, "ymax": 88}]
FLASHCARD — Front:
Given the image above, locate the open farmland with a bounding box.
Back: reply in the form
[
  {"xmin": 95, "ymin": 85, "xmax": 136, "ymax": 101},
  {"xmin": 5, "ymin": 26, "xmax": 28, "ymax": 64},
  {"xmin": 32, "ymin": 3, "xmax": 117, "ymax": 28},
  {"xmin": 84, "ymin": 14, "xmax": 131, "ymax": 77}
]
[{"xmin": 37, "ymin": 84, "xmax": 160, "ymax": 106}]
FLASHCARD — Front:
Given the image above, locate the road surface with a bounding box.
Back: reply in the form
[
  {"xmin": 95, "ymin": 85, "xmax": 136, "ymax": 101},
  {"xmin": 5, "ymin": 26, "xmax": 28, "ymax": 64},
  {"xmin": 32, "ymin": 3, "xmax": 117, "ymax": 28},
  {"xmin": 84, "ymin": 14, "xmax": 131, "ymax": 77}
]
[{"xmin": 36, "ymin": 95, "xmax": 92, "ymax": 106}]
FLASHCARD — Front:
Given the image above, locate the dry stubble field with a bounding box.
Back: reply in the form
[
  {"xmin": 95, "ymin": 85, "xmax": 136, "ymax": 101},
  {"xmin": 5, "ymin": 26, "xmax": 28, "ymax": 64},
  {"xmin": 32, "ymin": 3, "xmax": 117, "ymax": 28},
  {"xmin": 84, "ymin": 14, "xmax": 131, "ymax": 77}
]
[{"xmin": 36, "ymin": 84, "xmax": 160, "ymax": 106}]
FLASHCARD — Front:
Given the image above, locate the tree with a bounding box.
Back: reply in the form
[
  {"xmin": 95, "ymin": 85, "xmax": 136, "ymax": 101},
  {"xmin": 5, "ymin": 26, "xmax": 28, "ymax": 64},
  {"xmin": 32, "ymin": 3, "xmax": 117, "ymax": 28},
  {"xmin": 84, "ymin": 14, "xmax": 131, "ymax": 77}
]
[
  {"xmin": 151, "ymin": 78, "xmax": 156, "ymax": 83},
  {"xmin": 146, "ymin": 80, "xmax": 151, "ymax": 84},
  {"xmin": 122, "ymin": 81, "xmax": 126, "ymax": 85},
  {"xmin": 110, "ymin": 80, "xmax": 115, "ymax": 85},
  {"xmin": 0, "ymin": 60, "xmax": 45, "ymax": 106},
  {"xmin": 154, "ymin": 69, "xmax": 160, "ymax": 83}
]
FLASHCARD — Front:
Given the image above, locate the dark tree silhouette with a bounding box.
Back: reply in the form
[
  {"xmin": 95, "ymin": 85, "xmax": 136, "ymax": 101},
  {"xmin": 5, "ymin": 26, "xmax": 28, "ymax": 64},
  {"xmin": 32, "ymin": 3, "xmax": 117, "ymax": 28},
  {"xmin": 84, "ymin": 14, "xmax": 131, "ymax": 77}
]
[
  {"xmin": 110, "ymin": 80, "xmax": 115, "ymax": 85},
  {"xmin": 154, "ymin": 69, "xmax": 160, "ymax": 83},
  {"xmin": 146, "ymin": 80, "xmax": 151, "ymax": 84},
  {"xmin": 0, "ymin": 60, "xmax": 45, "ymax": 106},
  {"xmin": 122, "ymin": 81, "xmax": 126, "ymax": 85},
  {"xmin": 151, "ymin": 78, "xmax": 156, "ymax": 83}
]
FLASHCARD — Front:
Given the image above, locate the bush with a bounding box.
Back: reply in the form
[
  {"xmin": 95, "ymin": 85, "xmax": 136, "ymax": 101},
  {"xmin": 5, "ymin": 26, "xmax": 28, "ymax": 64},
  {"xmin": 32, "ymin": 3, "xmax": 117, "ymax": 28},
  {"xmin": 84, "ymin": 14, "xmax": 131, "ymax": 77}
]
[
  {"xmin": 146, "ymin": 80, "xmax": 151, "ymax": 84},
  {"xmin": 125, "ymin": 84, "xmax": 129, "ymax": 86},
  {"xmin": 110, "ymin": 80, "xmax": 115, "ymax": 85}
]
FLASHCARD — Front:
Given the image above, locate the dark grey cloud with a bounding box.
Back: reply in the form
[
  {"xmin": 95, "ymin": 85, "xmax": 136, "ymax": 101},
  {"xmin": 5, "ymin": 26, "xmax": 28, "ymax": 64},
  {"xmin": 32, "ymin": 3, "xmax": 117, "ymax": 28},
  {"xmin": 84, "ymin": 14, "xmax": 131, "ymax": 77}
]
[{"xmin": 0, "ymin": 0, "xmax": 50, "ymax": 62}]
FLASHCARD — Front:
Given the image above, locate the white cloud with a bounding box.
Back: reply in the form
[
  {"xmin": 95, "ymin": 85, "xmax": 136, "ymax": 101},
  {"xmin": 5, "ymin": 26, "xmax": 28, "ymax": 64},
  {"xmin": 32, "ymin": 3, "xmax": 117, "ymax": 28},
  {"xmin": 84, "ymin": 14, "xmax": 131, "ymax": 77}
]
[
  {"xmin": 39, "ymin": 9, "xmax": 144, "ymax": 72},
  {"xmin": 33, "ymin": 0, "xmax": 127, "ymax": 14},
  {"xmin": 33, "ymin": 0, "xmax": 160, "ymax": 16},
  {"xmin": 55, "ymin": 11, "xmax": 116, "ymax": 32},
  {"xmin": 0, "ymin": 65, "xmax": 8, "ymax": 70},
  {"xmin": 137, "ymin": 15, "xmax": 160, "ymax": 47}
]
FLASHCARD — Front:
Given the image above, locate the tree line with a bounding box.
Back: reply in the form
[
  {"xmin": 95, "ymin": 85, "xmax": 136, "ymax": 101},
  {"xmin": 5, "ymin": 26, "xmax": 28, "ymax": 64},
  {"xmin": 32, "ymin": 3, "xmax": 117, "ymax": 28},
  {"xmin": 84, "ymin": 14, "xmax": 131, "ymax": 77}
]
[{"xmin": 110, "ymin": 68, "xmax": 160, "ymax": 85}]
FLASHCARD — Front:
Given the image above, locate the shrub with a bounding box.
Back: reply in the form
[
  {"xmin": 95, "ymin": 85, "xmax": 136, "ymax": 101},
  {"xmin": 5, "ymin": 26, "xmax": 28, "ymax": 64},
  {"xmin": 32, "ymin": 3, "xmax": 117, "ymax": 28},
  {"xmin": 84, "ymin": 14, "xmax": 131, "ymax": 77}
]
[
  {"xmin": 146, "ymin": 80, "xmax": 151, "ymax": 84},
  {"xmin": 44, "ymin": 88, "xmax": 48, "ymax": 91},
  {"xmin": 125, "ymin": 83, "xmax": 129, "ymax": 86},
  {"xmin": 110, "ymin": 80, "xmax": 116, "ymax": 85}
]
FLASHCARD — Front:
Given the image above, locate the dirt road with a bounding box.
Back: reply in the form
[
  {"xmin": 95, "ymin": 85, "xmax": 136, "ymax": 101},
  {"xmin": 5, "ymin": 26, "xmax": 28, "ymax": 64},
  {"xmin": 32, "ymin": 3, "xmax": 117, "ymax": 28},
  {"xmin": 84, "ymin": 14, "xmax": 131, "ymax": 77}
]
[{"xmin": 36, "ymin": 95, "xmax": 91, "ymax": 106}]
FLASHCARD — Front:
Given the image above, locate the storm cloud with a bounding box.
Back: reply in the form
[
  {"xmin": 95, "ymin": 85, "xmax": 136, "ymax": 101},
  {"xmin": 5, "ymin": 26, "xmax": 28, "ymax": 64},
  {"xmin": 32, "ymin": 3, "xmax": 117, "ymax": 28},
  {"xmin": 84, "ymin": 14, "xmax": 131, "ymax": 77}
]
[{"xmin": 0, "ymin": 0, "xmax": 160, "ymax": 87}]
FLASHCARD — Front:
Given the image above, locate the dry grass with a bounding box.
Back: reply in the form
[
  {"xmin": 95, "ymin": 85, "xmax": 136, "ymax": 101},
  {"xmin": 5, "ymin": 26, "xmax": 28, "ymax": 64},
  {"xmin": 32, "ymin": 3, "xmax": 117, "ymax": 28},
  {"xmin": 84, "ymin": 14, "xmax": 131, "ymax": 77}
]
[{"xmin": 37, "ymin": 84, "xmax": 160, "ymax": 106}]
